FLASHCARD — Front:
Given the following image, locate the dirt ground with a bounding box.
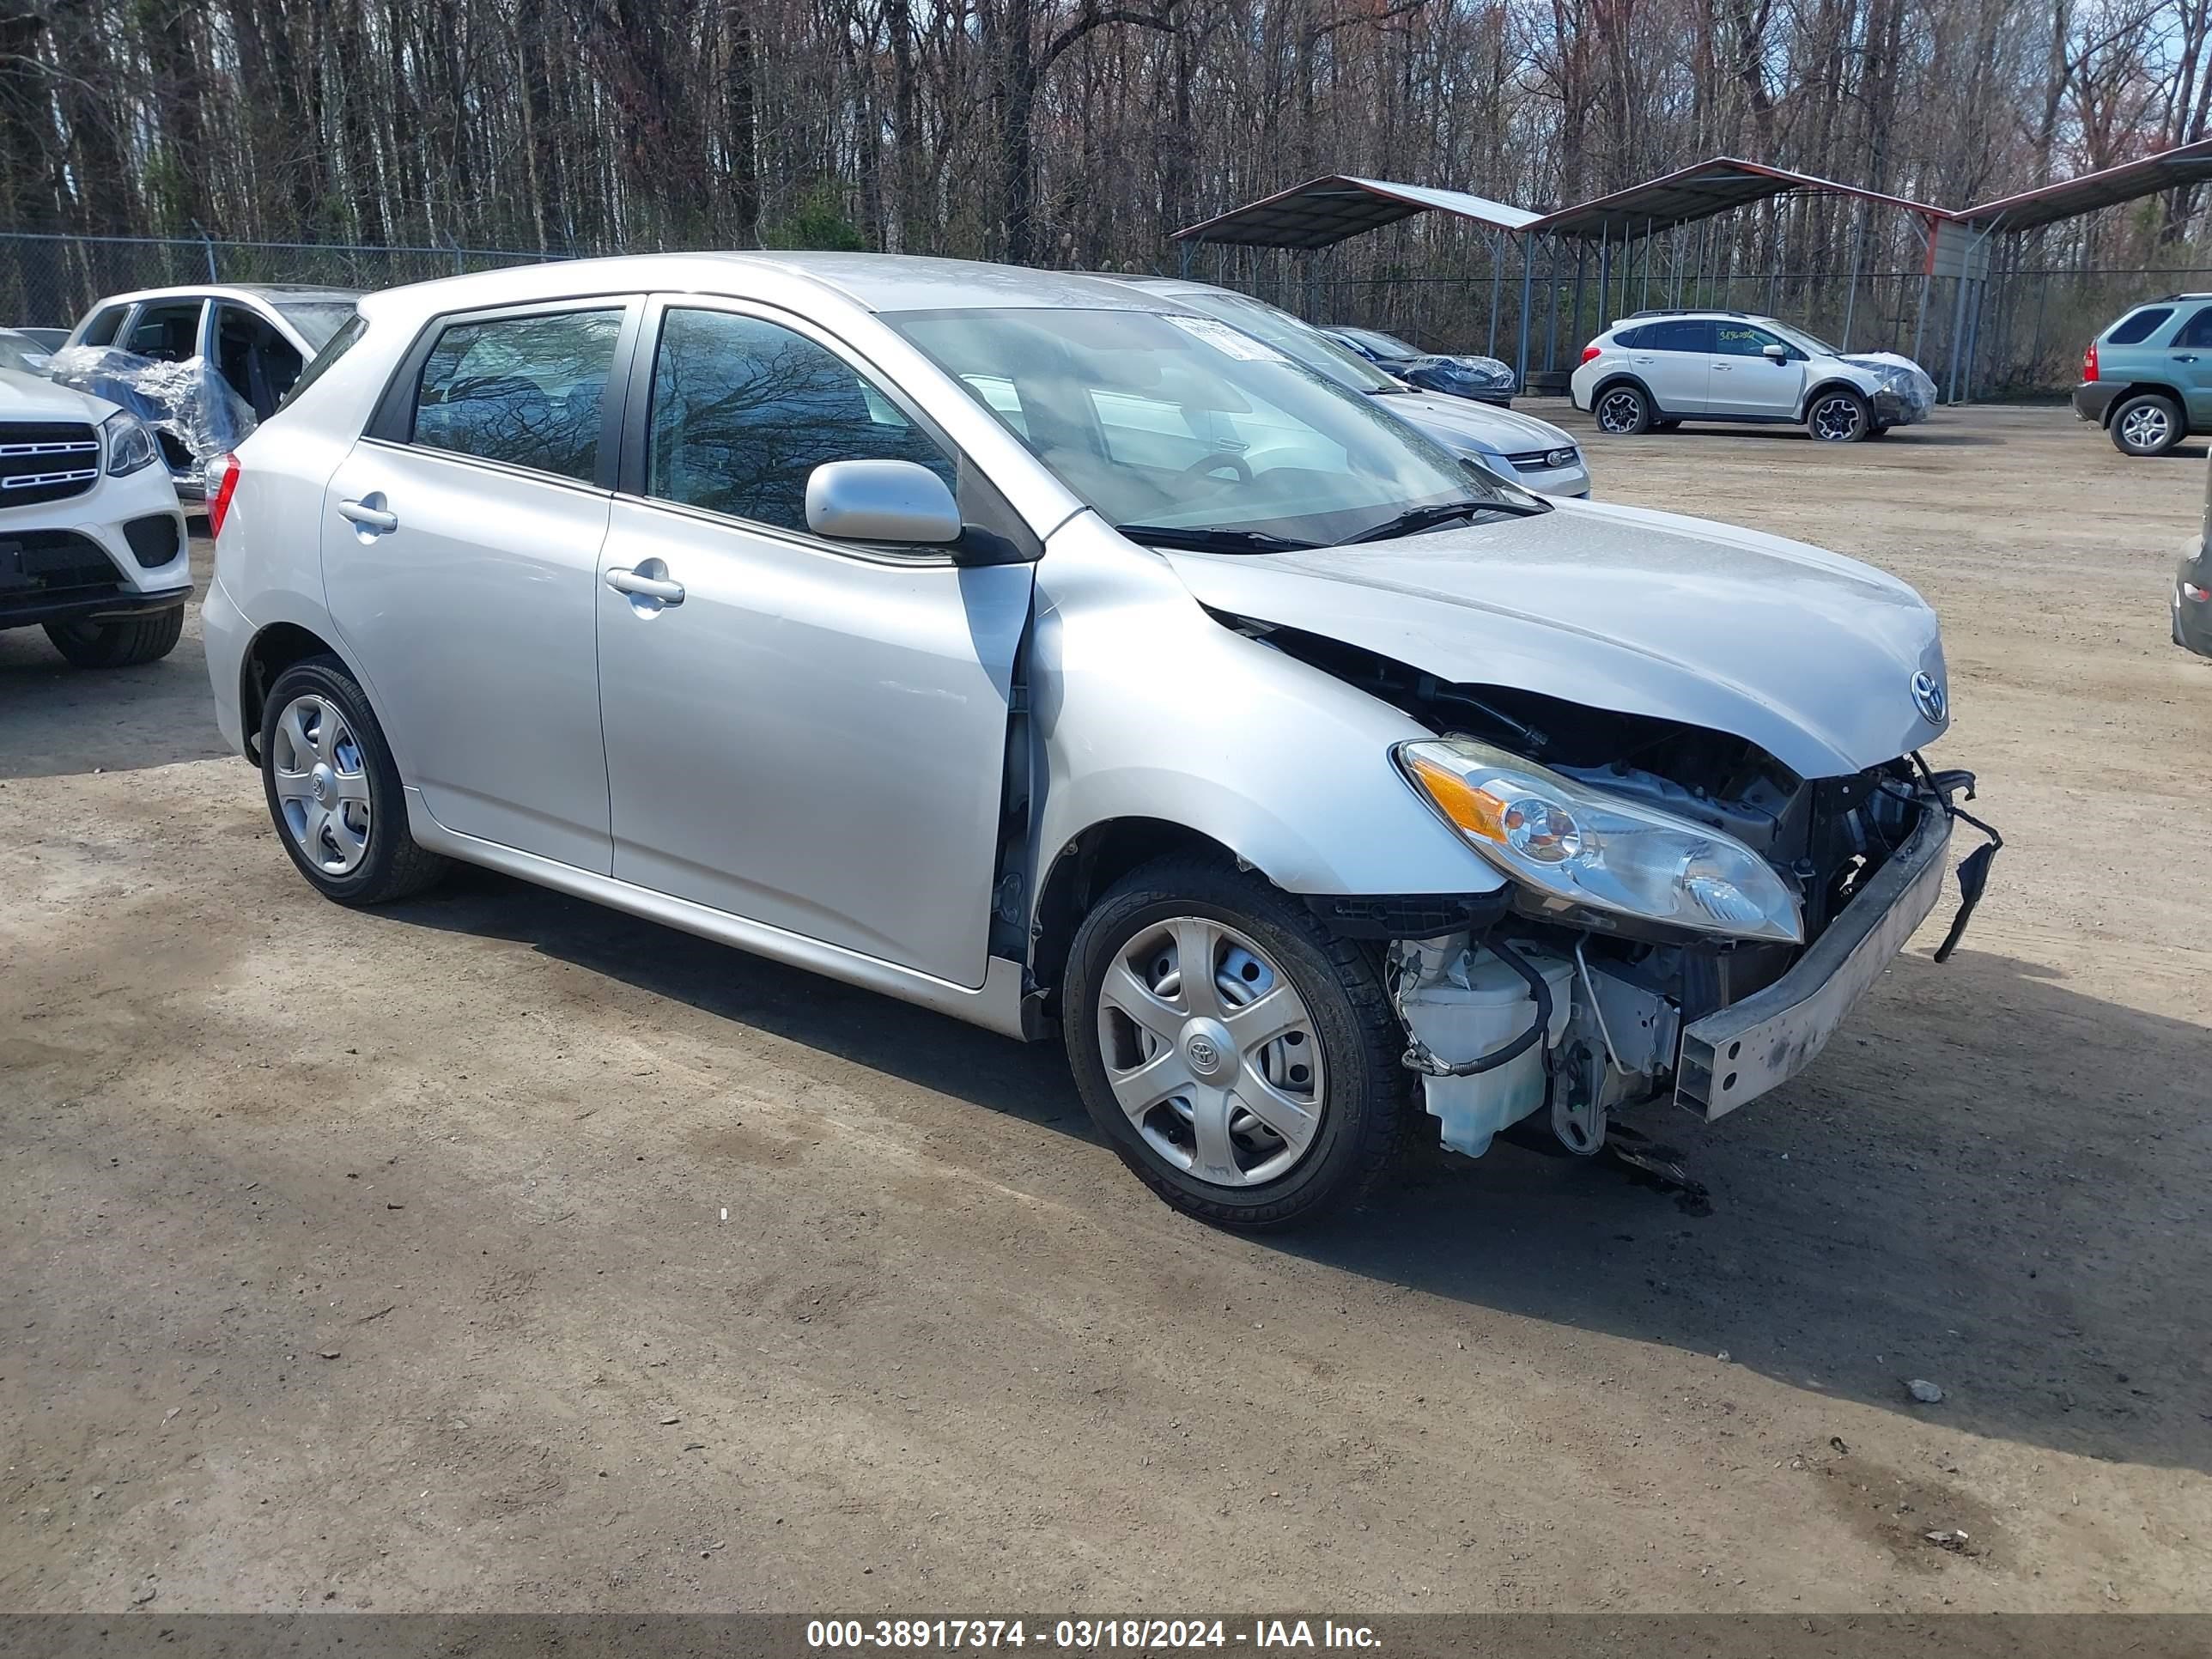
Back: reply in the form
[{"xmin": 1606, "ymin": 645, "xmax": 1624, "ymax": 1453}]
[{"xmin": 3, "ymin": 403, "xmax": 2208, "ymax": 1617}]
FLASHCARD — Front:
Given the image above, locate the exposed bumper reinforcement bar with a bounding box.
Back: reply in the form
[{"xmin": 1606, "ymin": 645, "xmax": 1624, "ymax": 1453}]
[{"xmin": 1675, "ymin": 782, "xmax": 1964, "ymax": 1121}]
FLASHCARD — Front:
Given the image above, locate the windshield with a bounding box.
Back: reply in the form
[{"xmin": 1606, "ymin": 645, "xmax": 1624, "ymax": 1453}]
[
  {"xmin": 1169, "ymin": 292, "xmax": 1401, "ymax": 395},
  {"xmin": 892, "ymin": 307, "xmax": 1536, "ymax": 547},
  {"xmin": 272, "ymin": 301, "xmax": 358, "ymax": 352}
]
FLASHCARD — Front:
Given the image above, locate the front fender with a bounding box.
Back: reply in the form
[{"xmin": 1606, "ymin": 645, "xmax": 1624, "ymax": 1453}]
[{"xmin": 1025, "ymin": 515, "xmax": 1498, "ymax": 927}]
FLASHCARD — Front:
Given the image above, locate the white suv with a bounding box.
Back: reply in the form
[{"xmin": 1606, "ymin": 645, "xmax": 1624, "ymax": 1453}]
[
  {"xmin": 2, "ymin": 367, "xmax": 191, "ymax": 666},
  {"xmin": 1571, "ymin": 310, "xmax": 1936, "ymax": 443}
]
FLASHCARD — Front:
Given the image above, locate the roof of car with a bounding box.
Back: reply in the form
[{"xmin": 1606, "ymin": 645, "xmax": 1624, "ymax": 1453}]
[
  {"xmin": 355, "ymin": 252, "xmax": 1173, "ymax": 320},
  {"xmin": 88, "ymin": 283, "xmax": 362, "ymax": 309}
]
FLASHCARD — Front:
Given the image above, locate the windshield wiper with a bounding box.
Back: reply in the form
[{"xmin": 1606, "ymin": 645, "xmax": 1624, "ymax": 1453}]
[
  {"xmin": 1348, "ymin": 499, "xmax": 1534, "ymax": 543},
  {"xmin": 1115, "ymin": 524, "xmax": 1316, "ymax": 554}
]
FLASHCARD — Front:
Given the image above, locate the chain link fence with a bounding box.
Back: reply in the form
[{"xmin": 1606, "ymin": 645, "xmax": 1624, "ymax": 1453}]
[{"xmin": 0, "ymin": 233, "xmax": 574, "ymax": 331}]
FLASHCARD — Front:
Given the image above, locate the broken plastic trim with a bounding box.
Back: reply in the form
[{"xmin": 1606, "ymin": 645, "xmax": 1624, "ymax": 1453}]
[{"xmin": 1908, "ymin": 754, "xmax": 2002, "ymax": 963}]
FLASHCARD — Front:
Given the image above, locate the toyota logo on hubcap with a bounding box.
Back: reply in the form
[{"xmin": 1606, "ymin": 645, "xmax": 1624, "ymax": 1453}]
[{"xmin": 1911, "ymin": 671, "xmax": 1948, "ymax": 724}]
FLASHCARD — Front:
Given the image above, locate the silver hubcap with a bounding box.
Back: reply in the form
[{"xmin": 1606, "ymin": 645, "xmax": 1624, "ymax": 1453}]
[
  {"xmin": 1096, "ymin": 916, "xmax": 1324, "ymax": 1188},
  {"xmin": 1812, "ymin": 396, "xmax": 1863, "ymax": 441},
  {"xmin": 271, "ymin": 694, "xmax": 372, "ymax": 875},
  {"xmin": 2122, "ymin": 404, "xmax": 2171, "ymax": 449},
  {"xmin": 1597, "ymin": 391, "xmax": 1642, "ymax": 433}
]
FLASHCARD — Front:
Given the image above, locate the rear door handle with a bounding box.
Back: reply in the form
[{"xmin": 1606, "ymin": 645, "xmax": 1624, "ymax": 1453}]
[
  {"xmin": 605, "ymin": 567, "xmax": 685, "ymax": 605},
  {"xmin": 337, "ymin": 496, "xmax": 398, "ymax": 532}
]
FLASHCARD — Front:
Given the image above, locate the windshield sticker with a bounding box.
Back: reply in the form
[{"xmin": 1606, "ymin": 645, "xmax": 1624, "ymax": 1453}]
[{"xmin": 1163, "ymin": 313, "xmax": 1289, "ymax": 362}]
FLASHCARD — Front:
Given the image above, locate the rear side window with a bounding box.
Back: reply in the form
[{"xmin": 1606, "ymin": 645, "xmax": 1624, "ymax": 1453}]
[
  {"xmin": 1640, "ymin": 319, "xmax": 1713, "ymax": 352},
  {"xmin": 1613, "ymin": 325, "xmax": 1646, "ymax": 349},
  {"xmin": 2107, "ymin": 307, "xmax": 2172, "ymax": 346},
  {"xmin": 80, "ymin": 304, "xmax": 131, "ymax": 348},
  {"xmin": 645, "ymin": 307, "xmax": 957, "ymax": 537},
  {"xmin": 2173, "ymin": 307, "xmax": 2212, "ymax": 349},
  {"xmin": 280, "ymin": 313, "xmax": 367, "ymax": 412},
  {"xmin": 410, "ymin": 308, "xmax": 623, "ymax": 483},
  {"xmin": 215, "ymin": 304, "xmax": 306, "ymax": 420}
]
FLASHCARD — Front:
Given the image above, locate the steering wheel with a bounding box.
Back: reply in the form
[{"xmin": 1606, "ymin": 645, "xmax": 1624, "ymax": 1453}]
[{"xmin": 1177, "ymin": 451, "xmax": 1252, "ymax": 488}]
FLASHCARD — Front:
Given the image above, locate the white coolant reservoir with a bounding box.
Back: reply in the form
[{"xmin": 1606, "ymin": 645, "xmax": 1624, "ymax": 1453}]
[{"xmin": 1398, "ymin": 946, "xmax": 1576, "ymax": 1158}]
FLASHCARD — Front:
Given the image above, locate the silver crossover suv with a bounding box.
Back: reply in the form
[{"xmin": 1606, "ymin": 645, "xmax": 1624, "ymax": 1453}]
[{"xmin": 204, "ymin": 254, "xmax": 1996, "ymax": 1229}]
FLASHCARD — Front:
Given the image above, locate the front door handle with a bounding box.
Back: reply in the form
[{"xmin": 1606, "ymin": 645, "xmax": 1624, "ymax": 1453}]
[
  {"xmin": 2177, "ymin": 354, "xmax": 2200, "ymax": 363},
  {"xmin": 337, "ymin": 496, "xmax": 398, "ymax": 532},
  {"xmin": 605, "ymin": 566, "xmax": 685, "ymax": 605}
]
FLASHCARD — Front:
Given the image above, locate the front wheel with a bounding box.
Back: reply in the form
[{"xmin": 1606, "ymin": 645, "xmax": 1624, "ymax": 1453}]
[
  {"xmin": 1065, "ymin": 855, "xmax": 1412, "ymax": 1230},
  {"xmin": 2111, "ymin": 393, "xmax": 2184, "ymax": 456},
  {"xmin": 1594, "ymin": 384, "xmax": 1653, "ymax": 435},
  {"xmin": 259, "ymin": 656, "xmax": 449, "ymax": 906},
  {"xmin": 43, "ymin": 606, "xmax": 183, "ymax": 668},
  {"xmin": 1808, "ymin": 387, "xmax": 1872, "ymax": 442}
]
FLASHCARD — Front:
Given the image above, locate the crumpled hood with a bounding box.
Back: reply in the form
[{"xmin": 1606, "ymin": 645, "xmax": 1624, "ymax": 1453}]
[
  {"xmin": 0, "ymin": 365, "xmax": 113, "ymax": 422},
  {"xmin": 1839, "ymin": 350, "xmax": 1928, "ymax": 377},
  {"xmin": 1377, "ymin": 391, "xmax": 1575, "ymax": 455},
  {"xmin": 1159, "ymin": 495, "xmax": 1949, "ymax": 778}
]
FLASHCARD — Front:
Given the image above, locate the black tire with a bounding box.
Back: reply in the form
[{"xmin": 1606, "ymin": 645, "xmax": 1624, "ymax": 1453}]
[
  {"xmin": 1065, "ymin": 854, "xmax": 1413, "ymax": 1230},
  {"xmin": 2111, "ymin": 392, "xmax": 2185, "ymax": 457},
  {"xmin": 259, "ymin": 655, "xmax": 448, "ymax": 907},
  {"xmin": 43, "ymin": 605, "xmax": 184, "ymax": 669},
  {"xmin": 1807, "ymin": 386, "xmax": 1872, "ymax": 442},
  {"xmin": 1593, "ymin": 382, "xmax": 1652, "ymax": 436}
]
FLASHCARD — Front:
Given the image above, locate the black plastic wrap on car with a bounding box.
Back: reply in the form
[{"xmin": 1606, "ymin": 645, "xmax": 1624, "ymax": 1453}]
[{"xmin": 45, "ymin": 344, "xmax": 257, "ymax": 474}]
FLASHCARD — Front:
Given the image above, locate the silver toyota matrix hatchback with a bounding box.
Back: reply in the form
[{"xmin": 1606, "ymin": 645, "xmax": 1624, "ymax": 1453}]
[{"xmin": 204, "ymin": 253, "xmax": 1999, "ymax": 1229}]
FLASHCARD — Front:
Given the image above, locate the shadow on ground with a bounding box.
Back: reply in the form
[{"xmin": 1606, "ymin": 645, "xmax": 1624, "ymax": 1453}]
[{"xmin": 388, "ymin": 866, "xmax": 2212, "ymax": 1476}]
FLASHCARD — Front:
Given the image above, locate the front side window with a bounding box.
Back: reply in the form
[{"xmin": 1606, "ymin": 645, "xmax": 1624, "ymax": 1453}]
[
  {"xmin": 411, "ymin": 307, "xmax": 623, "ymax": 484},
  {"xmin": 894, "ymin": 306, "xmax": 1536, "ymax": 548},
  {"xmin": 2108, "ymin": 307, "xmax": 2172, "ymax": 346},
  {"xmin": 80, "ymin": 305, "xmax": 131, "ymax": 348},
  {"xmin": 1714, "ymin": 321, "xmax": 1788, "ymax": 358},
  {"xmin": 646, "ymin": 307, "xmax": 957, "ymax": 536},
  {"xmin": 126, "ymin": 301, "xmax": 205, "ymax": 362}
]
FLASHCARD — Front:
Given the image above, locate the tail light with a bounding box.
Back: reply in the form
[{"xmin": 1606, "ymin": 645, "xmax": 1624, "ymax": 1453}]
[
  {"xmin": 207, "ymin": 453, "xmax": 241, "ymax": 538},
  {"xmin": 1581, "ymin": 343, "xmax": 1602, "ymax": 364},
  {"xmin": 2083, "ymin": 341, "xmax": 2100, "ymax": 382}
]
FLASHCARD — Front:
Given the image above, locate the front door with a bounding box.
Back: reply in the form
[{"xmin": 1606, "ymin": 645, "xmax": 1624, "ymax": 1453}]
[
  {"xmin": 593, "ymin": 301, "xmax": 1033, "ymax": 989},
  {"xmin": 1628, "ymin": 318, "xmax": 1712, "ymax": 413},
  {"xmin": 321, "ymin": 300, "xmax": 635, "ymax": 872},
  {"xmin": 1711, "ymin": 320, "xmax": 1804, "ymax": 417}
]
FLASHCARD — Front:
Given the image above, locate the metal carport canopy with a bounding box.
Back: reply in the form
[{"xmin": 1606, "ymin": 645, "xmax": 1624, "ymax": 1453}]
[
  {"xmin": 1954, "ymin": 137, "xmax": 2212, "ymax": 229},
  {"xmin": 1172, "ymin": 175, "xmax": 1540, "ymax": 247},
  {"xmin": 1529, "ymin": 157, "xmax": 1949, "ymax": 240}
]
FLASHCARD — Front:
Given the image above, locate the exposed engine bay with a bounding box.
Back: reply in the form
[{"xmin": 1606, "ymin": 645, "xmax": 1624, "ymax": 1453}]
[{"xmin": 1235, "ymin": 616, "xmax": 1963, "ymax": 1160}]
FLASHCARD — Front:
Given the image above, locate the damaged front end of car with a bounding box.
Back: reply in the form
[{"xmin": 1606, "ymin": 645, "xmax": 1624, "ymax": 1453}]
[{"xmin": 1261, "ymin": 625, "xmax": 2000, "ymax": 1160}]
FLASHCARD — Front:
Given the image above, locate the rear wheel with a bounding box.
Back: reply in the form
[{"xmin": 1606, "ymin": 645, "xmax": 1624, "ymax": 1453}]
[
  {"xmin": 1808, "ymin": 387, "xmax": 1871, "ymax": 442},
  {"xmin": 1065, "ymin": 855, "xmax": 1411, "ymax": 1230},
  {"xmin": 43, "ymin": 606, "xmax": 183, "ymax": 668},
  {"xmin": 2111, "ymin": 392, "xmax": 2184, "ymax": 456},
  {"xmin": 259, "ymin": 656, "xmax": 448, "ymax": 907},
  {"xmin": 1594, "ymin": 384, "xmax": 1652, "ymax": 435}
]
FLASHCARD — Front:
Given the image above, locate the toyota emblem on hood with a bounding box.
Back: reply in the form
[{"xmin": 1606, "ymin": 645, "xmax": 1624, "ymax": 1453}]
[{"xmin": 1911, "ymin": 671, "xmax": 1947, "ymax": 724}]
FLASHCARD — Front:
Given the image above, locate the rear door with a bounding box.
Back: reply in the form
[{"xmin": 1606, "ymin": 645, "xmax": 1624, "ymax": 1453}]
[
  {"xmin": 2166, "ymin": 305, "xmax": 2212, "ymax": 425},
  {"xmin": 321, "ymin": 298, "xmax": 638, "ymax": 873},
  {"xmin": 1626, "ymin": 319, "xmax": 1712, "ymax": 412},
  {"xmin": 1710, "ymin": 319, "xmax": 1803, "ymax": 417},
  {"xmin": 592, "ymin": 297, "xmax": 1033, "ymax": 988}
]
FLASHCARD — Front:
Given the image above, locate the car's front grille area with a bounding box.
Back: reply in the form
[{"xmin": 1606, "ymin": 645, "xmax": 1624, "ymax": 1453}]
[
  {"xmin": 1504, "ymin": 448, "xmax": 1575, "ymax": 470},
  {"xmin": 0, "ymin": 527, "xmax": 125, "ymax": 610},
  {"xmin": 0, "ymin": 421, "xmax": 100, "ymax": 507}
]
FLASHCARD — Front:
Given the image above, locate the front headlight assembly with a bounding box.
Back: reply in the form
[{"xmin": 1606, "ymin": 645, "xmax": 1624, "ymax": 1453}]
[
  {"xmin": 101, "ymin": 410, "xmax": 161, "ymax": 477},
  {"xmin": 1396, "ymin": 737, "xmax": 1804, "ymax": 944}
]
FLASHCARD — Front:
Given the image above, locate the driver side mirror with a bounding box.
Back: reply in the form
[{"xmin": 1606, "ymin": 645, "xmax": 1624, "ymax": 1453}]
[
  {"xmin": 1761, "ymin": 342, "xmax": 1790, "ymax": 363},
  {"xmin": 805, "ymin": 459, "xmax": 962, "ymax": 547}
]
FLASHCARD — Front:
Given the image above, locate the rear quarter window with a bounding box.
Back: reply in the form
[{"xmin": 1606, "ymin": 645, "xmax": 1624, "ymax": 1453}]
[{"xmin": 2106, "ymin": 307, "xmax": 2173, "ymax": 346}]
